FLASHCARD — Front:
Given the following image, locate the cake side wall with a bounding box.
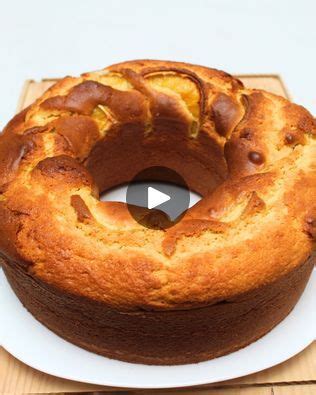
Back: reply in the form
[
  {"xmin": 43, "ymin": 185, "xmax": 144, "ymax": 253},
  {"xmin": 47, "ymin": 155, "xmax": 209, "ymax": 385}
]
[{"xmin": 2, "ymin": 256, "xmax": 314, "ymax": 365}]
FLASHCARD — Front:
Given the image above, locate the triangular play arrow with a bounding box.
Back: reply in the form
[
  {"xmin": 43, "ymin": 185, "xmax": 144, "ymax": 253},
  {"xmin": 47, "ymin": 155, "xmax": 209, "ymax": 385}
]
[{"xmin": 147, "ymin": 187, "xmax": 171, "ymax": 209}]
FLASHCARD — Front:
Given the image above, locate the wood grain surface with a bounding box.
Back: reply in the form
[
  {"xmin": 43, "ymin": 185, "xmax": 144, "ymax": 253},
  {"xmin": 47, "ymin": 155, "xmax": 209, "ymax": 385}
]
[{"xmin": 0, "ymin": 74, "xmax": 315, "ymax": 394}]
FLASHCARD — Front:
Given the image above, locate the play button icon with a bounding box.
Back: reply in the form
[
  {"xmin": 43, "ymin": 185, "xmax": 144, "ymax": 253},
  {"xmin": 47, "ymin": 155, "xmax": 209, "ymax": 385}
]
[
  {"xmin": 147, "ymin": 187, "xmax": 171, "ymax": 209},
  {"xmin": 126, "ymin": 166, "xmax": 190, "ymax": 230}
]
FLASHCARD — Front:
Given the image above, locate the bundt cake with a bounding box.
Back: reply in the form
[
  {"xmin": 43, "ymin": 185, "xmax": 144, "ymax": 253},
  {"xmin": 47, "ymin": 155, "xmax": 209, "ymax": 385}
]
[{"xmin": 0, "ymin": 60, "xmax": 315, "ymax": 365}]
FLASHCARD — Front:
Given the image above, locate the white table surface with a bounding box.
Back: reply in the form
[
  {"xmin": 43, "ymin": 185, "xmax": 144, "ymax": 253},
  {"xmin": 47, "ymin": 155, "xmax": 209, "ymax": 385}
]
[{"xmin": 0, "ymin": 0, "xmax": 315, "ymax": 130}]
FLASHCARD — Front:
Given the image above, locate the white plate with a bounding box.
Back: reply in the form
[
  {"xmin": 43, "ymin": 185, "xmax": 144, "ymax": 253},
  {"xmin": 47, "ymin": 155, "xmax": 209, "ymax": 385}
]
[{"xmin": 0, "ymin": 268, "xmax": 315, "ymax": 389}]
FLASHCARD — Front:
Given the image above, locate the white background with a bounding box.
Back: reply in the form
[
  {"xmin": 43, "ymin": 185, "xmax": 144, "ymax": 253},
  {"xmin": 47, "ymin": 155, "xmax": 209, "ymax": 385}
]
[{"xmin": 0, "ymin": 0, "xmax": 315, "ymax": 129}]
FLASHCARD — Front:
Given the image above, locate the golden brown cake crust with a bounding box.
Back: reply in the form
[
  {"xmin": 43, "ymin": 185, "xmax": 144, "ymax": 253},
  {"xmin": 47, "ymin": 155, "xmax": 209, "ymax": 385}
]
[
  {"xmin": 0, "ymin": 60, "xmax": 315, "ymax": 364},
  {"xmin": 2, "ymin": 255, "xmax": 314, "ymax": 365}
]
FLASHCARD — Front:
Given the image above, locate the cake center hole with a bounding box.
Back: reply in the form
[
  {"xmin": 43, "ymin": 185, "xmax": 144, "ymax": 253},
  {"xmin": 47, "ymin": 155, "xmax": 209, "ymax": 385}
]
[{"xmin": 100, "ymin": 182, "xmax": 201, "ymax": 221}]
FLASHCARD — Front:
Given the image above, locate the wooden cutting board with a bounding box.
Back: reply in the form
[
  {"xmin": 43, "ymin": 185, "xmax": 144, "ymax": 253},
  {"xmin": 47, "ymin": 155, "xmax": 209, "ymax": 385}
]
[{"xmin": 0, "ymin": 74, "xmax": 315, "ymax": 395}]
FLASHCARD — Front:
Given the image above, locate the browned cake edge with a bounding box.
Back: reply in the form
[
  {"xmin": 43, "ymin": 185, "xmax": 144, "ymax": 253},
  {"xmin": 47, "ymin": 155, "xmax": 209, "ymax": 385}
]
[{"xmin": 2, "ymin": 255, "xmax": 314, "ymax": 365}]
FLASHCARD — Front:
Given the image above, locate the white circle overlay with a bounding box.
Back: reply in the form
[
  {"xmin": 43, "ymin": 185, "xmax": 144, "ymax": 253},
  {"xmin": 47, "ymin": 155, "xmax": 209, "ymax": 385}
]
[{"xmin": 0, "ymin": 267, "xmax": 315, "ymax": 389}]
